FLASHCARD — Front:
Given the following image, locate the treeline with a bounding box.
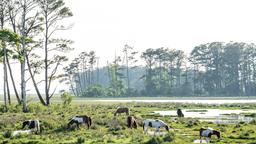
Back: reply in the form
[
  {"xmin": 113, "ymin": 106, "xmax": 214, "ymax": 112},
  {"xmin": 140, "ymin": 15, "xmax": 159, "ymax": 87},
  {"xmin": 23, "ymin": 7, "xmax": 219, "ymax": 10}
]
[{"xmin": 64, "ymin": 42, "xmax": 256, "ymax": 97}]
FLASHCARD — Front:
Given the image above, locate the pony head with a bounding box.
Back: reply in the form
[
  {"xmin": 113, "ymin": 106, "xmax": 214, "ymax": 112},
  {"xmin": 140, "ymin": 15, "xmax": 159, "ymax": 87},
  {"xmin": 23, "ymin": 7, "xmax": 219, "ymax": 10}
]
[
  {"xmin": 22, "ymin": 121, "xmax": 29, "ymax": 129},
  {"xmin": 213, "ymin": 130, "xmax": 220, "ymax": 139},
  {"xmin": 165, "ymin": 125, "xmax": 169, "ymax": 131}
]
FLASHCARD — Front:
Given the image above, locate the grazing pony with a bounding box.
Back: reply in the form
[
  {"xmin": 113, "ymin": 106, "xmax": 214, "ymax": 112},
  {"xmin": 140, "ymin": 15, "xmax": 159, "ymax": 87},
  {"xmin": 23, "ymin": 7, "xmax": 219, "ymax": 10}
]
[
  {"xmin": 177, "ymin": 109, "xmax": 184, "ymax": 117},
  {"xmin": 127, "ymin": 116, "xmax": 137, "ymax": 129},
  {"xmin": 68, "ymin": 115, "xmax": 92, "ymax": 129},
  {"xmin": 12, "ymin": 130, "xmax": 33, "ymax": 137},
  {"xmin": 114, "ymin": 107, "xmax": 130, "ymax": 116},
  {"xmin": 199, "ymin": 128, "xmax": 220, "ymax": 143},
  {"xmin": 143, "ymin": 119, "xmax": 169, "ymax": 135},
  {"xmin": 22, "ymin": 120, "xmax": 40, "ymax": 134}
]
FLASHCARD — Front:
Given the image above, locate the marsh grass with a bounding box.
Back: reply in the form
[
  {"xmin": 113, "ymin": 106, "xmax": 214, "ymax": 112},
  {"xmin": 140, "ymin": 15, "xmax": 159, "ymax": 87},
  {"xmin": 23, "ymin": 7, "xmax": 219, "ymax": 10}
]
[{"xmin": 0, "ymin": 102, "xmax": 256, "ymax": 143}]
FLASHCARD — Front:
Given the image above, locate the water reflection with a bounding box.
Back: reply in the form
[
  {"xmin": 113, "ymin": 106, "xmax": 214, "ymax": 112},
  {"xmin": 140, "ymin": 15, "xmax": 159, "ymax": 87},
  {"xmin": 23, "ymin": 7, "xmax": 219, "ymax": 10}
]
[{"xmin": 154, "ymin": 109, "xmax": 256, "ymax": 124}]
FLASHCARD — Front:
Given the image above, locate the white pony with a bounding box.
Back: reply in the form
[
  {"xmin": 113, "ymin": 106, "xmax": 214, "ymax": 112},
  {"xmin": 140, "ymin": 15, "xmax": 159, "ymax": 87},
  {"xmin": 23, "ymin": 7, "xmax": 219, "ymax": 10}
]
[
  {"xmin": 12, "ymin": 130, "xmax": 33, "ymax": 137},
  {"xmin": 143, "ymin": 119, "xmax": 169, "ymax": 135}
]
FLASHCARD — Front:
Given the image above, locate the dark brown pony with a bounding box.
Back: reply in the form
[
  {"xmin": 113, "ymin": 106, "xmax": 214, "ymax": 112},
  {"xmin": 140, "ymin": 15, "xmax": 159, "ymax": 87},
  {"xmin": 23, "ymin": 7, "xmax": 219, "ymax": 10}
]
[
  {"xmin": 127, "ymin": 116, "xmax": 137, "ymax": 129},
  {"xmin": 114, "ymin": 107, "xmax": 130, "ymax": 116},
  {"xmin": 199, "ymin": 128, "xmax": 220, "ymax": 143},
  {"xmin": 68, "ymin": 115, "xmax": 92, "ymax": 129},
  {"xmin": 177, "ymin": 109, "xmax": 184, "ymax": 117}
]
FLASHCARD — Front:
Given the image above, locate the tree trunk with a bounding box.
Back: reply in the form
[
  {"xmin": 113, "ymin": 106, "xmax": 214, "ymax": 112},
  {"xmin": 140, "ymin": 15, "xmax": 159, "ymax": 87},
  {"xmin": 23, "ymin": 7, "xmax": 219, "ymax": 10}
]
[
  {"xmin": 6, "ymin": 56, "xmax": 21, "ymax": 104},
  {"xmin": 3, "ymin": 47, "xmax": 7, "ymax": 110},
  {"xmin": 21, "ymin": 54, "xmax": 27, "ymax": 112},
  {"xmin": 44, "ymin": 10, "xmax": 49, "ymax": 105},
  {"xmin": 6, "ymin": 72, "xmax": 11, "ymax": 105},
  {"xmin": 26, "ymin": 54, "xmax": 47, "ymax": 105},
  {"xmin": 125, "ymin": 49, "xmax": 130, "ymax": 93}
]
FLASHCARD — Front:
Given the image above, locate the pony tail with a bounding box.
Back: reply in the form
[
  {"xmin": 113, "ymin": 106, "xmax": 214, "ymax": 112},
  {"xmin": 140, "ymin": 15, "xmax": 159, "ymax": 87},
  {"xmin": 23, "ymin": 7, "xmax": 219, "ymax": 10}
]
[
  {"xmin": 134, "ymin": 121, "xmax": 137, "ymax": 129},
  {"xmin": 89, "ymin": 117, "xmax": 92, "ymax": 127}
]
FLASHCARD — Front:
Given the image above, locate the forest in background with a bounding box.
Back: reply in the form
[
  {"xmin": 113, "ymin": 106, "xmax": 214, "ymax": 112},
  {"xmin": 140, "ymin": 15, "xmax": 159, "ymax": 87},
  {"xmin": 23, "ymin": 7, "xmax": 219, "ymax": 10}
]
[
  {"xmin": 65, "ymin": 42, "xmax": 256, "ymax": 97},
  {"xmin": 1, "ymin": 0, "xmax": 256, "ymax": 113}
]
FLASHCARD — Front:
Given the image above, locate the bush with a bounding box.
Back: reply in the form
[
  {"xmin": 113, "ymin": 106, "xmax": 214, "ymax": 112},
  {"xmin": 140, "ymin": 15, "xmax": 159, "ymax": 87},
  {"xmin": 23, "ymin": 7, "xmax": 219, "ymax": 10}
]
[
  {"xmin": 144, "ymin": 137, "xmax": 163, "ymax": 144},
  {"xmin": 163, "ymin": 132, "xmax": 175, "ymax": 142},
  {"xmin": 77, "ymin": 137, "xmax": 85, "ymax": 144},
  {"xmin": 61, "ymin": 92, "xmax": 73, "ymax": 106}
]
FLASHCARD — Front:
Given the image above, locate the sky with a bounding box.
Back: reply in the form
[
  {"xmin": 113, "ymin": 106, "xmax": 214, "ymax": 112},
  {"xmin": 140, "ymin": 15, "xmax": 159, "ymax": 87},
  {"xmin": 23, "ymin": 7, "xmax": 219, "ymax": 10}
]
[
  {"xmin": 64, "ymin": 0, "xmax": 256, "ymax": 65},
  {"xmin": 2, "ymin": 0, "xmax": 256, "ymax": 94}
]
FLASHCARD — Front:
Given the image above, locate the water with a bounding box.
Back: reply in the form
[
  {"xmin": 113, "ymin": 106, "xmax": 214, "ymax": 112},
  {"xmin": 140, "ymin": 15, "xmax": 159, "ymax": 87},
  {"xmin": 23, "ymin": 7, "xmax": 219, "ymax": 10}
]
[
  {"xmin": 95, "ymin": 99, "xmax": 256, "ymax": 104},
  {"xmin": 193, "ymin": 139, "xmax": 208, "ymax": 143},
  {"xmin": 154, "ymin": 109, "xmax": 256, "ymax": 124}
]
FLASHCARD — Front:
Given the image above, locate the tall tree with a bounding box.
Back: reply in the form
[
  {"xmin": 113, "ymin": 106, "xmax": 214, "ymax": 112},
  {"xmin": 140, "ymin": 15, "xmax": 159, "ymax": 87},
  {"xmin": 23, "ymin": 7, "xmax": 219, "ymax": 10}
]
[
  {"xmin": 36, "ymin": 0, "xmax": 73, "ymax": 105},
  {"xmin": 123, "ymin": 44, "xmax": 138, "ymax": 95},
  {"xmin": 0, "ymin": 0, "xmax": 8, "ymax": 108}
]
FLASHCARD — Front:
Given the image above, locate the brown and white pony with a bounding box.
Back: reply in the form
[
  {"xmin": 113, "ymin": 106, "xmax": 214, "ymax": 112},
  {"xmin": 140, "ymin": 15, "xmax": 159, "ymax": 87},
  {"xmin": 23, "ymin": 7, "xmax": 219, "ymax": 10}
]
[
  {"xmin": 177, "ymin": 109, "xmax": 184, "ymax": 117},
  {"xmin": 127, "ymin": 116, "xmax": 137, "ymax": 129},
  {"xmin": 199, "ymin": 128, "xmax": 220, "ymax": 143},
  {"xmin": 143, "ymin": 119, "xmax": 169, "ymax": 135},
  {"xmin": 114, "ymin": 107, "xmax": 130, "ymax": 116},
  {"xmin": 68, "ymin": 115, "xmax": 92, "ymax": 129}
]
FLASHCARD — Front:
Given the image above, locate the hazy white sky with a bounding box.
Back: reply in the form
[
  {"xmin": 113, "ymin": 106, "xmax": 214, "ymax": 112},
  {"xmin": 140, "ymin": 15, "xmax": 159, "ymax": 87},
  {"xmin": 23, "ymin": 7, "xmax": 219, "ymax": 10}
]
[
  {"xmin": 65, "ymin": 0, "xmax": 256, "ymax": 65},
  {"xmin": 2, "ymin": 0, "xmax": 256, "ymax": 94}
]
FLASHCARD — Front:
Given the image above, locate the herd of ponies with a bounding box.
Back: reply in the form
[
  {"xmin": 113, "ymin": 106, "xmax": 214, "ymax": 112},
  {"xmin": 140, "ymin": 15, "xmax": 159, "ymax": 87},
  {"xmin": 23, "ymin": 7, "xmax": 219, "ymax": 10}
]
[{"xmin": 5, "ymin": 107, "xmax": 220, "ymax": 143}]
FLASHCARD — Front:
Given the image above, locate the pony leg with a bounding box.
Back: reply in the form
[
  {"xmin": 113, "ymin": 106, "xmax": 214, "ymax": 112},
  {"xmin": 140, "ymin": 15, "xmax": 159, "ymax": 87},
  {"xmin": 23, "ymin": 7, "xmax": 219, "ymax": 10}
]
[
  {"xmin": 76, "ymin": 122, "xmax": 79, "ymax": 129},
  {"xmin": 154, "ymin": 130, "xmax": 156, "ymax": 136},
  {"xmin": 206, "ymin": 138, "xmax": 209, "ymax": 144},
  {"xmin": 200, "ymin": 137, "xmax": 202, "ymax": 143},
  {"xmin": 154, "ymin": 128, "xmax": 158, "ymax": 136},
  {"xmin": 87, "ymin": 122, "xmax": 90, "ymax": 129},
  {"xmin": 144, "ymin": 127, "xmax": 148, "ymax": 134}
]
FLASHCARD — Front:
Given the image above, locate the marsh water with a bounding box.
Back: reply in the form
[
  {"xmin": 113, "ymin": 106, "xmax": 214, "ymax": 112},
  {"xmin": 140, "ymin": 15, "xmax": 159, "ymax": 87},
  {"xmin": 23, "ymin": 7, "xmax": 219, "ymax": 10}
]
[
  {"xmin": 95, "ymin": 99, "xmax": 256, "ymax": 104},
  {"xmin": 154, "ymin": 109, "xmax": 256, "ymax": 124}
]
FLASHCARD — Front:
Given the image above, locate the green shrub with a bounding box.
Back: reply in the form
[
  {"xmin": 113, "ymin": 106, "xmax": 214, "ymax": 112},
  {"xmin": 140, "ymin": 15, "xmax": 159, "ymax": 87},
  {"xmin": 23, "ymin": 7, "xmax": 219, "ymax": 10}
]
[
  {"xmin": 76, "ymin": 137, "xmax": 85, "ymax": 144},
  {"xmin": 61, "ymin": 92, "xmax": 73, "ymax": 106},
  {"xmin": 163, "ymin": 132, "xmax": 175, "ymax": 142},
  {"xmin": 144, "ymin": 137, "xmax": 163, "ymax": 144}
]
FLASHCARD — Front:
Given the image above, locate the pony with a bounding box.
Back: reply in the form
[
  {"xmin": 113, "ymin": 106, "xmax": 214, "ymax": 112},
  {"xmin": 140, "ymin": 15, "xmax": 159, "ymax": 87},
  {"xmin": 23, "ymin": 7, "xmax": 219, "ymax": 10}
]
[
  {"xmin": 127, "ymin": 116, "xmax": 137, "ymax": 129},
  {"xmin": 12, "ymin": 130, "xmax": 33, "ymax": 137},
  {"xmin": 177, "ymin": 109, "xmax": 184, "ymax": 117},
  {"xmin": 143, "ymin": 119, "xmax": 169, "ymax": 135},
  {"xmin": 68, "ymin": 115, "xmax": 92, "ymax": 129},
  {"xmin": 199, "ymin": 127, "xmax": 220, "ymax": 143},
  {"xmin": 114, "ymin": 107, "xmax": 130, "ymax": 116},
  {"xmin": 22, "ymin": 120, "xmax": 40, "ymax": 134}
]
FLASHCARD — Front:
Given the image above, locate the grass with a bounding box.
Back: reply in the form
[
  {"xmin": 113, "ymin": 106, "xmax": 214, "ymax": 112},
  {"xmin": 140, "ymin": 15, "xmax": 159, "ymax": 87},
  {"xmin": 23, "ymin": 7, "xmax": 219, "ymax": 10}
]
[{"xmin": 0, "ymin": 102, "xmax": 256, "ymax": 143}]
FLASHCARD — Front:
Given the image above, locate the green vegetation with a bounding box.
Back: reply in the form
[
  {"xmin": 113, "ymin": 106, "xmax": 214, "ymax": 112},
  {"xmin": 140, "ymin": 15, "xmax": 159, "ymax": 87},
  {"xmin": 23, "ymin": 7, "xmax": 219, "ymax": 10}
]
[{"xmin": 1, "ymin": 102, "xmax": 256, "ymax": 143}]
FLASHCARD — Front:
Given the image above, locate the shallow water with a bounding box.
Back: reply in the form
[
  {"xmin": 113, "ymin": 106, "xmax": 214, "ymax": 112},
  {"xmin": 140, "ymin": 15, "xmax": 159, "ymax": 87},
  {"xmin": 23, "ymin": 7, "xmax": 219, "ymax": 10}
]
[
  {"xmin": 155, "ymin": 109, "xmax": 256, "ymax": 124},
  {"xmin": 155, "ymin": 109, "xmax": 256, "ymax": 118},
  {"xmin": 95, "ymin": 99, "xmax": 256, "ymax": 104},
  {"xmin": 146, "ymin": 131, "xmax": 167, "ymax": 136},
  {"xmin": 193, "ymin": 139, "xmax": 208, "ymax": 143}
]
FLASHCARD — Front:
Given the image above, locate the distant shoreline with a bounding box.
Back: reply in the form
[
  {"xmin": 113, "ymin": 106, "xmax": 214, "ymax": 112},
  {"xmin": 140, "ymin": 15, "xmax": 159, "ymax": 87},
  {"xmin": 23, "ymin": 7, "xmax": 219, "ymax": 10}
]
[{"xmin": 2, "ymin": 96, "xmax": 256, "ymax": 104}]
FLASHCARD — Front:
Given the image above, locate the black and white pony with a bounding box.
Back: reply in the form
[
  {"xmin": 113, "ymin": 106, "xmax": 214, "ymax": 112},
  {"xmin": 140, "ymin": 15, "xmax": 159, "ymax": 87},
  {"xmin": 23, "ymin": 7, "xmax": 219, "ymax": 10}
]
[
  {"xmin": 199, "ymin": 127, "xmax": 220, "ymax": 143},
  {"xmin": 143, "ymin": 119, "xmax": 169, "ymax": 135},
  {"xmin": 22, "ymin": 120, "xmax": 40, "ymax": 134},
  {"xmin": 11, "ymin": 120, "xmax": 41, "ymax": 136},
  {"xmin": 68, "ymin": 115, "xmax": 92, "ymax": 129}
]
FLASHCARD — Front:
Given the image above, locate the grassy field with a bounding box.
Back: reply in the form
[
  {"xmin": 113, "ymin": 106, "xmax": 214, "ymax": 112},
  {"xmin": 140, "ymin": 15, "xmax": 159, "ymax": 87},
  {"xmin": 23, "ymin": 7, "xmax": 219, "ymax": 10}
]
[{"xmin": 1, "ymin": 102, "xmax": 256, "ymax": 143}]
